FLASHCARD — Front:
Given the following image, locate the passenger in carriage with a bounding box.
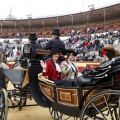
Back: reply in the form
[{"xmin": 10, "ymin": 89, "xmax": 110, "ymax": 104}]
[
  {"xmin": 40, "ymin": 48, "xmax": 61, "ymax": 81},
  {"xmin": 61, "ymin": 49, "xmax": 82, "ymax": 80},
  {"xmin": 100, "ymin": 44, "xmax": 120, "ymax": 64}
]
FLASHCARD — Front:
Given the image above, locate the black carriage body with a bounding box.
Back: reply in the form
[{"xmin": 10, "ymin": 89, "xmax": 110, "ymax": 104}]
[
  {"xmin": 28, "ymin": 63, "xmax": 120, "ymax": 118},
  {"xmin": 40, "ymin": 81, "xmax": 81, "ymax": 117},
  {"xmin": 28, "ymin": 65, "xmax": 81, "ymax": 116}
]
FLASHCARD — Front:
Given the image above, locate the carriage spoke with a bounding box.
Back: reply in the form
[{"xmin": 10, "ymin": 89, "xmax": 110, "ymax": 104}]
[
  {"xmin": 51, "ymin": 108, "xmax": 54, "ymax": 114},
  {"xmin": 0, "ymin": 89, "xmax": 8, "ymax": 120},
  {"xmin": 1, "ymin": 100, "xmax": 5, "ymax": 120},
  {"xmin": 119, "ymin": 96, "xmax": 120, "ymax": 120},
  {"xmin": 103, "ymin": 96, "xmax": 114, "ymax": 120},
  {"xmin": 1, "ymin": 109, "xmax": 5, "ymax": 120},
  {"xmin": 56, "ymin": 111, "xmax": 59, "ymax": 118},
  {"xmin": 53, "ymin": 110, "xmax": 56, "ymax": 118},
  {"xmin": 91, "ymin": 102, "xmax": 106, "ymax": 120},
  {"xmin": 83, "ymin": 114, "xmax": 94, "ymax": 120},
  {"xmin": 49, "ymin": 107, "xmax": 62, "ymax": 120}
]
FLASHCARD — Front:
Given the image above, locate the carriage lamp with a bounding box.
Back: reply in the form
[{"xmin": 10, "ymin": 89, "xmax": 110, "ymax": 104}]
[
  {"xmin": 23, "ymin": 43, "xmax": 33, "ymax": 57},
  {"xmin": 20, "ymin": 43, "xmax": 33, "ymax": 68}
]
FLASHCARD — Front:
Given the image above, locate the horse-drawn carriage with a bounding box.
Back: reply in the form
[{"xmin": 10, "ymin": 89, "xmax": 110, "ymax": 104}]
[
  {"xmin": 0, "ymin": 47, "xmax": 120, "ymax": 120},
  {"xmin": 36, "ymin": 56, "xmax": 120, "ymax": 120}
]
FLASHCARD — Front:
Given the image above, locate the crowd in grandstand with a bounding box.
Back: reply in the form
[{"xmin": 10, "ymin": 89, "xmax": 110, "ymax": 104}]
[
  {"xmin": 36, "ymin": 28, "xmax": 120, "ymax": 63},
  {"xmin": 0, "ymin": 28, "xmax": 120, "ymax": 63}
]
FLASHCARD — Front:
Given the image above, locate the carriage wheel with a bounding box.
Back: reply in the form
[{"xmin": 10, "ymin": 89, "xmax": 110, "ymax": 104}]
[
  {"xmin": 49, "ymin": 107, "xmax": 63, "ymax": 120},
  {"xmin": 0, "ymin": 89, "xmax": 8, "ymax": 120},
  {"xmin": 80, "ymin": 90, "xmax": 120, "ymax": 120},
  {"xmin": 74, "ymin": 117, "xmax": 80, "ymax": 120}
]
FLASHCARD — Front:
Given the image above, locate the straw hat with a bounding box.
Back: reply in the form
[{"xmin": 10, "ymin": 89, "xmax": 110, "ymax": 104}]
[{"xmin": 100, "ymin": 44, "xmax": 120, "ymax": 56}]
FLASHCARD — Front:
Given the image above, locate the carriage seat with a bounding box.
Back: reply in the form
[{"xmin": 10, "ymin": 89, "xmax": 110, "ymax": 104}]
[
  {"xmin": 4, "ymin": 69, "xmax": 24, "ymax": 85},
  {"xmin": 77, "ymin": 57, "xmax": 120, "ymax": 86},
  {"xmin": 76, "ymin": 74, "xmax": 91, "ymax": 85},
  {"xmin": 94, "ymin": 57, "xmax": 120, "ymax": 72},
  {"xmin": 76, "ymin": 64, "xmax": 120, "ymax": 86},
  {"xmin": 89, "ymin": 68, "xmax": 111, "ymax": 78},
  {"xmin": 87, "ymin": 61, "xmax": 119, "ymax": 78},
  {"xmin": 38, "ymin": 73, "xmax": 77, "ymax": 87},
  {"xmin": 107, "ymin": 64, "xmax": 120, "ymax": 75},
  {"xmin": 96, "ymin": 62, "xmax": 120, "ymax": 78},
  {"xmin": 94, "ymin": 62, "xmax": 112, "ymax": 72}
]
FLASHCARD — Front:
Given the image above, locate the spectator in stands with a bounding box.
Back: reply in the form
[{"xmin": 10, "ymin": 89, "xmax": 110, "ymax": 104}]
[
  {"xmin": 82, "ymin": 64, "xmax": 90, "ymax": 74},
  {"xmin": 105, "ymin": 37, "xmax": 113, "ymax": 44},
  {"xmin": 44, "ymin": 28, "xmax": 65, "ymax": 52},
  {"xmin": 19, "ymin": 45, "xmax": 22, "ymax": 51},
  {"xmin": 94, "ymin": 52, "xmax": 102, "ymax": 62},
  {"xmin": 40, "ymin": 48, "xmax": 61, "ymax": 81},
  {"xmin": 68, "ymin": 37, "xmax": 72, "ymax": 46},
  {"xmin": 100, "ymin": 44, "xmax": 120, "ymax": 64},
  {"xmin": 61, "ymin": 49, "xmax": 82, "ymax": 80},
  {"xmin": 17, "ymin": 45, "xmax": 20, "ymax": 51},
  {"xmin": 80, "ymin": 52, "xmax": 86, "ymax": 61},
  {"xmin": 83, "ymin": 40, "xmax": 89, "ymax": 47}
]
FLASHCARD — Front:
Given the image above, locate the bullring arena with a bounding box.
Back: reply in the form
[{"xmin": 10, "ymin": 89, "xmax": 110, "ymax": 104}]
[
  {"xmin": 0, "ymin": 2, "xmax": 120, "ymax": 38},
  {"xmin": 0, "ymin": 1, "xmax": 120, "ymax": 120}
]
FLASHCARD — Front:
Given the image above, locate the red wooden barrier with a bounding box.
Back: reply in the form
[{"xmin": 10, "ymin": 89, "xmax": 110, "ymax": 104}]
[
  {"xmin": 7, "ymin": 61, "xmax": 100, "ymax": 72},
  {"xmin": 76, "ymin": 61, "xmax": 100, "ymax": 72}
]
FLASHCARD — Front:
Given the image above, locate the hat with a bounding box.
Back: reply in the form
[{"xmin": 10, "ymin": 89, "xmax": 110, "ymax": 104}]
[
  {"xmin": 64, "ymin": 49, "xmax": 77, "ymax": 56},
  {"xmin": 28, "ymin": 33, "xmax": 37, "ymax": 40},
  {"xmin": 100, "ymin": 44, "xmax": 120, "ymax": 56},
  {"xmin": 51, "ymin": 29, "xmax": 61, "ymax": 35},
  {"xmin": 49, "ymin": 48, "xmax": 60, "ymax": 56}
]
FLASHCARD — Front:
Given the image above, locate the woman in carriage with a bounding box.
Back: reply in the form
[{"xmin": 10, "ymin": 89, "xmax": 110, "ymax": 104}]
[
  {"xmin": 61, "ymin": 49, "xmax": 82, "ymax": 80},
  {"xmin": 40, "ymin": 48, "xmax": 78, "ymax": 86},
  {"xmin": 40, "ymin": 48, "xmax": 61, "ymax": 81}
]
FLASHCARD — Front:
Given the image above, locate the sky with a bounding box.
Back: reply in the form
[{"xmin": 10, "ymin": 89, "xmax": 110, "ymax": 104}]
[{"xmin": 0, "ymin": 0, "xmax": 120, "ymax": 19}]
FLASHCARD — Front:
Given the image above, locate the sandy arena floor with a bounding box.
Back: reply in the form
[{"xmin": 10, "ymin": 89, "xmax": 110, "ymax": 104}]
[{"xmin": 7, "ymin": 81, "xmax": 76, "ymax": 120}]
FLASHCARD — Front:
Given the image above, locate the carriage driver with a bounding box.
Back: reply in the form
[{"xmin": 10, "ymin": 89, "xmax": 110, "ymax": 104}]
[
  {"xmin": 15, "ymin": 33, "xmax": 42, "ymax": 69},
  {"xmin": 44, "ymin": 28, "xmax": 65, "ymax": 52},
  {"xmin": 100, "ymin": 44, "xmax": 120, "ymax": 64},
  {"xmin": 20, "ymin": 33, "xmax": 42, "ymax": 60},
  {"xmin": 43, "ymin": 28, "xmax": 65, "ymax": 62}
]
